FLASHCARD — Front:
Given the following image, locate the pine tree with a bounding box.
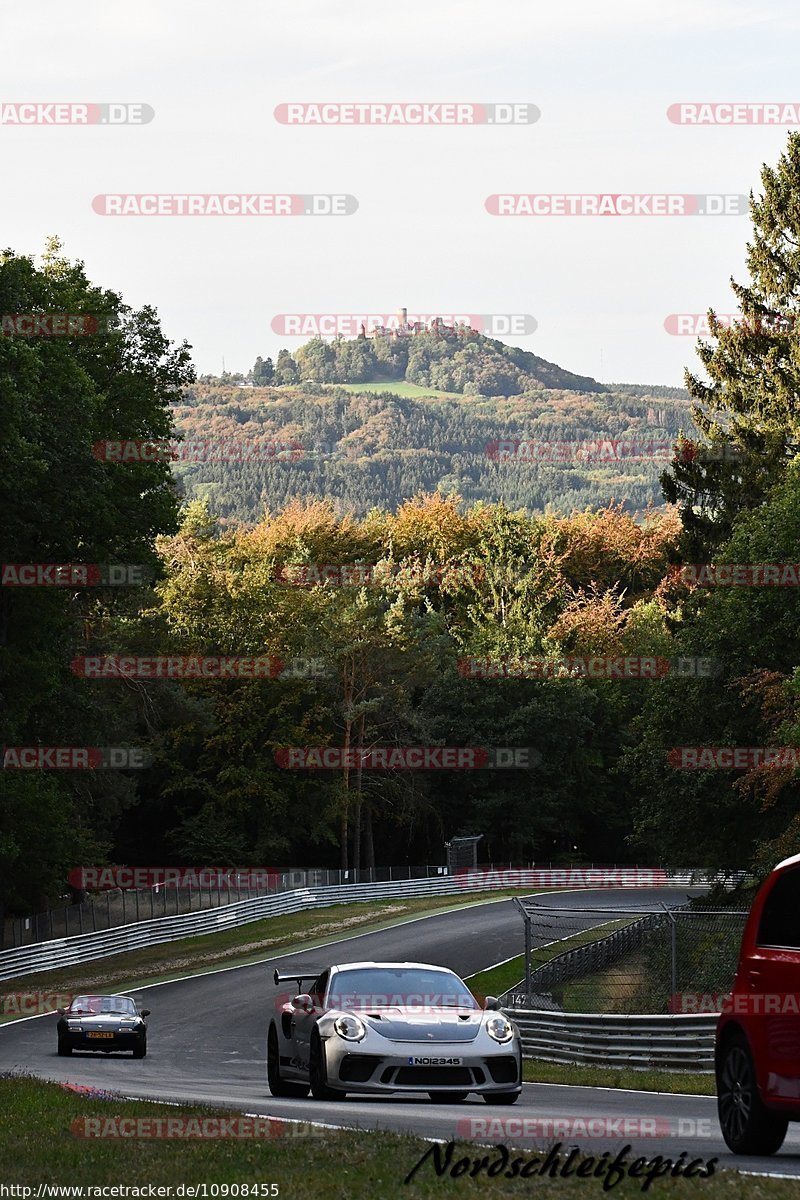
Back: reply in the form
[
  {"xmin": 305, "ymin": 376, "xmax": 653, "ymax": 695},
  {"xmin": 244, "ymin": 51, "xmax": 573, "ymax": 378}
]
[{"xmin": 663, "ymin": 132, "xmax": 800, "ymax": 555}]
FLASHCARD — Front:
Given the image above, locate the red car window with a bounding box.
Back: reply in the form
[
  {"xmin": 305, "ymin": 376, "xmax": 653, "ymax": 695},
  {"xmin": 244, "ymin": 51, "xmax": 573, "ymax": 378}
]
[{"xmin": 757, "ymin": 867, "xmax": 800, "ymax": 949}]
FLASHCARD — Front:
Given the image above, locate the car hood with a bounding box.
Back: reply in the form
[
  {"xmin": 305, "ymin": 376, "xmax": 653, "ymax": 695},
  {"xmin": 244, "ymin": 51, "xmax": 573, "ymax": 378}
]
[{"xmin": 345, "ymin": 1006, "xmax": 485, "ymax": 1043}]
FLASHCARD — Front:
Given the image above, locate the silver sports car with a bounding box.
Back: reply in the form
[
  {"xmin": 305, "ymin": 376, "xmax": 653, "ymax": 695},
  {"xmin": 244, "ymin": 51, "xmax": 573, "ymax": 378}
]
[{"xmin": 267, "ymin": 960, "xmax": 522, "ymax": 1103}]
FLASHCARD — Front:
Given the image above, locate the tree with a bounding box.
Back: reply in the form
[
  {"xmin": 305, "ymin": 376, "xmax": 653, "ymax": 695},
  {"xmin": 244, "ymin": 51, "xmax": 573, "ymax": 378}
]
[
  {"xmin": 627, "ymin": 460, "xmax": 800, "ymax": 870},
  {"xmin": 663, "ymin": 132, "xmax": 800, "ymax": 556},
  {"xmin": 0, "ymin": 240, "xmax": 193, "ymax": 911},
  {"xmin": 252, "ymin": 356, "xmax": 274, "ymax": 385},
  {"xmin": 273, "ymin": 348, "xmax": 299, "ymax": 385}
]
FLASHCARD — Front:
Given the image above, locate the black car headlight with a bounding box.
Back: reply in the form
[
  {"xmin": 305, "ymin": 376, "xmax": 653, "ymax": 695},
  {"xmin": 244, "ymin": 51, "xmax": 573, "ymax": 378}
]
[
  {"xmin": 65, "ymin": 1020, "xmax": 82, "ymax": 1029},
  {"xmin": 485, "ymin": 1014, "xmax": 514, "ymax": 1043},
  {"xmin": 333, "ymin": 1014, "xmax": 366, "ymax": 1041}
]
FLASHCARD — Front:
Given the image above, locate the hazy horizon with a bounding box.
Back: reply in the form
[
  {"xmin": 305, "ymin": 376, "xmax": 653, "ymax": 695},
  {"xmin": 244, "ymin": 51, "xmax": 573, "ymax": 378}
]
[{"xmin": 5, "ymin": 0, "xmax": 800, "ymax": 386}]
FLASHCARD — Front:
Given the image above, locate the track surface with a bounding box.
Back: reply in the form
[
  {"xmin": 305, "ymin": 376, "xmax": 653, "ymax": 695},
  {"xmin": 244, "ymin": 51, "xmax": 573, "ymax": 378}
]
[{"xmin": 3, "ymin": 886, "xmax": 800, "ymax": 1178}]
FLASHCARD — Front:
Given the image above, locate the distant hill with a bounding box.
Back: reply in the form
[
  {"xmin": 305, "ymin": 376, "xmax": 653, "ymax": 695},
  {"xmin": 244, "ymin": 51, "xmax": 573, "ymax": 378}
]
[
  {"xmin": 172, "ymin": 373, "xmax": 696, "ymax": 523},
  {"xmin": 259, "ymin": 329, "xmax": 610, "ymax": 396}
]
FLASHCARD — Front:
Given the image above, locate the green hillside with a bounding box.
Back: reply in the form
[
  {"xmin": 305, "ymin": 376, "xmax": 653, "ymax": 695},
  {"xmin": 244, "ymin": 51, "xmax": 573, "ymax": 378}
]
[
  {"xmin": 174, "ymin": 375, "xmax": 694, "ymax": 522},
  {"xmin": 254, "ymin": 328, "xmax": 609, "ymax": 395}
]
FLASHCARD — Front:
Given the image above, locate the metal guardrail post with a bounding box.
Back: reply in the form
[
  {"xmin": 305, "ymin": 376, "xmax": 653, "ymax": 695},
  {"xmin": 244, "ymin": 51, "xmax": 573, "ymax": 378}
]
[
  {"xmin": 512, "ymin": 896, "xmax": 532, "ymax": 1002},
  {"xmin": 660, "ymin": 902, "xmax": 678, "ymax": 1001}
]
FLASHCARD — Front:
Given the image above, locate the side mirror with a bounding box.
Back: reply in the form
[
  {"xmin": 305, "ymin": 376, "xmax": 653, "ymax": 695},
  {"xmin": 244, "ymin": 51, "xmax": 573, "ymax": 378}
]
[
  {"xmin": 141, "ymin": 1009, "xmax": 151, "ymax": 1018},
  {"xmin": 292, "ymin": 993, "xmax": 314, "ymax": 1015},
  {"xmin": 56, "ymin": 1008, "xmax": 66, "ymax": 1016},
  {"xmin": 484, "ymin": 996, "xmax": 500, "ymax": 1011}
]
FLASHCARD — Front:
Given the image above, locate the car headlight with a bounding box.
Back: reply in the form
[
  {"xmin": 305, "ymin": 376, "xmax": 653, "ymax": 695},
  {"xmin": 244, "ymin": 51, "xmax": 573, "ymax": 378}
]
[
  {"xmin": 333, "ymin": 1014, "xmax": 366, "ymax": 1041},
  {"xmin": 66, "ymin": 1020, "xmax": 82, "ymax": 1029},
  {"xmin": 485, "ymin": 1014, "xmax": 513, "ymax": 1043}
]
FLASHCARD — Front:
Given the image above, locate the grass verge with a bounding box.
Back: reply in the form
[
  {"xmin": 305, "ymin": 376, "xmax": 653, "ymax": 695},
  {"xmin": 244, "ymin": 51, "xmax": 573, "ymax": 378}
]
[
  {"xmin": 0, "ymin": 889, "xmax": 539, "ymax": 1014},
  {"xmin": 0, "ymin": 1075, "xmax": 785, "ymax": 1196},
  {"xmin": 522, "ymin": 1060, "xmax": 715, "ymax": 1095}
]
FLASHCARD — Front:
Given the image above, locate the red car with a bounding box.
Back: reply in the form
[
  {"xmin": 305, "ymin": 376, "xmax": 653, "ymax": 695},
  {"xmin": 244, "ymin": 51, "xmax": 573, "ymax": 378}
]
[{"xmin": 716, "ymin": 852, "xmax": 800, "ymax": 1154}]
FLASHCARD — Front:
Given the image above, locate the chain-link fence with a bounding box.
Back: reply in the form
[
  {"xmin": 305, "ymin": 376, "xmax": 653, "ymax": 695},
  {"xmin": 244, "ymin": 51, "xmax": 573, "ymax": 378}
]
[
  {"xmin": 5, "ymin": 859, "xmax": 577, "ymax": 948},
  {"xmin": 502, "ymin": 902, "xmax": 748, "ymax": 1015},
  {"xmin": 1, "ymin": 864, "xmax": 451, "ymax": 948}
]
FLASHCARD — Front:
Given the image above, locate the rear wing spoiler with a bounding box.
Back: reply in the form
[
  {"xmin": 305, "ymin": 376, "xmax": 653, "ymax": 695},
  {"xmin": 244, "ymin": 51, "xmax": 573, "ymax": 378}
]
[{"xmin": 273, "ymin": 968, "xmax": 322, "ymax": 989}]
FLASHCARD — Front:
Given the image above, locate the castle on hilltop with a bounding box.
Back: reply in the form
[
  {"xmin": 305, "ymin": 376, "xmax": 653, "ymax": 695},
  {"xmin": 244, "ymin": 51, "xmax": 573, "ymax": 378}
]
[{"xmin": 359, "ymin": 307, "xmax": 473, "ymax": 339}]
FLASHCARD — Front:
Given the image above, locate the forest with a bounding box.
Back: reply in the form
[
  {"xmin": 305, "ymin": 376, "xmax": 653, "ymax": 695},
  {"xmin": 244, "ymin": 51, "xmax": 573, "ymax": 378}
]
[
  {"xmin": 4, "ymin": 132, "xmax": 800, "ymax": 915},
  {"xmin": 172, "ymin": 379, "xmax": 693, "ymax": 521}
]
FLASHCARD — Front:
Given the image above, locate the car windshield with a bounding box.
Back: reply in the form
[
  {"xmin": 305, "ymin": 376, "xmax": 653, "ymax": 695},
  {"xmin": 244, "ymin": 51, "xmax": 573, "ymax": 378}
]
[
  {"xmin": 327, "ymin": 968, "xmax": 478, "ymax": 1010},
  {"xmin": 69, "ymin": 996, "xmax": 136, "ymax": 1015}
]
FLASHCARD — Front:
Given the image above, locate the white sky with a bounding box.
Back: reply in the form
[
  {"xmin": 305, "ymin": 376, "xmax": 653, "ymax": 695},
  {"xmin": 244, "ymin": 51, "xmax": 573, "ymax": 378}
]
[{"xmin": 3, "ymin": 0, "xmax": 800, "ymax": 385}]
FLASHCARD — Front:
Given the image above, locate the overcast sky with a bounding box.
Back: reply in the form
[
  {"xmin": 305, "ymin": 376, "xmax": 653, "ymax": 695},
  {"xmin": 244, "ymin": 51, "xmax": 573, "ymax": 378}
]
[{"xmin": 4, "ymin": 0, "xmax": 800, "ymax": 385}]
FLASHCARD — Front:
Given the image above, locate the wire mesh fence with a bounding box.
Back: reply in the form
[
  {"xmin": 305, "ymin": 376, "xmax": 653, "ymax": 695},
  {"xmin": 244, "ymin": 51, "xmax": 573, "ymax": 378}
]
[
  {"xmin": 1, "ymin": 864, "xmax": 451, "ymax": 948},
  {"xmin": 5, "ymin": 859, "xmax": 586, "ymax": 948},
  {"xmin": 501, "ymin": 902, "xmax": 748, "ymax": 1015}
]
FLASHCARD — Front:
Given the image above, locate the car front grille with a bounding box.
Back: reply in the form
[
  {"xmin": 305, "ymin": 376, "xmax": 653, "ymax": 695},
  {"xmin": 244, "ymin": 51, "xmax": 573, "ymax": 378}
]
[{"xmin": 391, "ymin": 1066, "xmax": 473, "ymax": 1086}]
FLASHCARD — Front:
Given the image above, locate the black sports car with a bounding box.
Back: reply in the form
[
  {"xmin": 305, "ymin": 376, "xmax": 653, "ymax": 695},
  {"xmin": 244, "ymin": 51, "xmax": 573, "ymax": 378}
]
[{"xmin": 56, "ymin": 994, "xmax": 150, "ymax": 1057}]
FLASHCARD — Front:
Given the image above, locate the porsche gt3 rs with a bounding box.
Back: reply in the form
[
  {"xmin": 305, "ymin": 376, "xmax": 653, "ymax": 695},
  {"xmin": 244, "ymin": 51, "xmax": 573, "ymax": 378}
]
[
  {"xmin": 267, "ymin": 961, "xmax": 522, "ymax": 1103},
  {"xmin": 56, "ymin": 994, "xmax": 150, "ymax": 1057}
]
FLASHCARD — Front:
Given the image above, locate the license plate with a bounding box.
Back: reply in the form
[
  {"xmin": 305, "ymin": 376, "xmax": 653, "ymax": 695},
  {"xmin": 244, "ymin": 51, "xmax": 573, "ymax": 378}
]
[
  {"xmin": 87, "ymin": 1032, "xmax": 115, "ymax": 1039},
  {"xmin": 408, "ymin": 1056, "xmax": 462, "ymax": 1066}
]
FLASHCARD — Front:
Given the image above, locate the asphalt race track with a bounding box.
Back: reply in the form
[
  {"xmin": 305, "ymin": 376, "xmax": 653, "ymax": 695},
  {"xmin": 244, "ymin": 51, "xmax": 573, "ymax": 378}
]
[{"xmin": 2, "ymin": 886, "xmax": 800, "ymax": 1179}]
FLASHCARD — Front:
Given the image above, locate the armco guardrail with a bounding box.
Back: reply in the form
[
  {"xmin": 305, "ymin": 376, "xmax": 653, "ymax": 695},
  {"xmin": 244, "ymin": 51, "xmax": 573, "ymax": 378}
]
[
  {"xmin": 4, "ymin": 862, "xmax": 678, "ymax": 949},
  {"xmin": 506, "ymin": 1009, "xmax": 718, "ymax": 1071},
  {"xmin": 0, "ymin": 867, "xmax": 703, "ymax": 982}
]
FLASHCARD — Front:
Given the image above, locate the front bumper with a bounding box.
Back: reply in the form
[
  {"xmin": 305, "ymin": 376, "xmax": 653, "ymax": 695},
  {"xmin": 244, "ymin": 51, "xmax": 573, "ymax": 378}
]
[
  {"xmin": 59, "ymin": 1030, "xmax": 144, "ymax": 1052},
  {"xmin": 322, "ymin": 1037, "xmax": 522, "ymax": 1094}
]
